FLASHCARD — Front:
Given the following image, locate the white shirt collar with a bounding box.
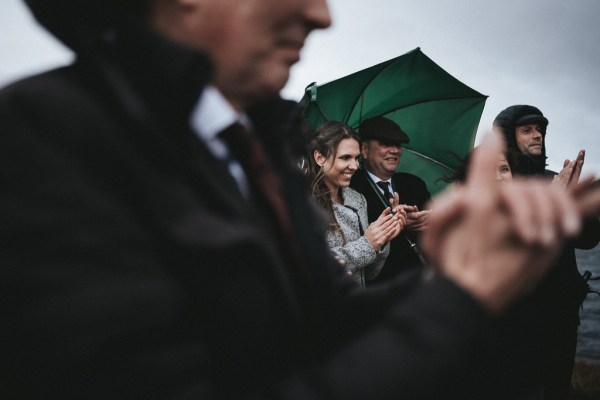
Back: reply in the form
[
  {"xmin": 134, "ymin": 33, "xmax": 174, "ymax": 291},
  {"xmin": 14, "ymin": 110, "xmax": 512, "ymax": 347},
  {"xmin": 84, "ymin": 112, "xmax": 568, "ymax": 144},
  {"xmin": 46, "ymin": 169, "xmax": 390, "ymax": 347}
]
[
  {"xmin": 190, "ymin": 85, "xmax": 252, "ymax": 159},
  {"xmin": 189, "ymin": 85, "xmax": 251, "ymax": 197},
  {"xmin": 365, "ymin": 169, "xmax": 391, "ymax": 185},
  {"xmin": 191, "ymin": 85, "xmax": 239, "ymax": 142}
]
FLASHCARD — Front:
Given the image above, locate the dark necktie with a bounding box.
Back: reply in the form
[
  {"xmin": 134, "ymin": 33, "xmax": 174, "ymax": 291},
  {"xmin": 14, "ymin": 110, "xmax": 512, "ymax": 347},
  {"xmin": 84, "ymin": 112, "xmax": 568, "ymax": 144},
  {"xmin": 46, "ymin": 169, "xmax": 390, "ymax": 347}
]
[
  {"xmin": 376, "ymin": 181, "xmax": 393, "ymax": 205},
  {"xmin": 219, "ymin": 123, "xmax": 291, "ymax": 231},
  {"xmin": 376, "ymin": 180, "xmax": 427, "ymax": 265},
  {"xmin": 219, "ymin": 123, "xmax": 307, "ymax": 278}
]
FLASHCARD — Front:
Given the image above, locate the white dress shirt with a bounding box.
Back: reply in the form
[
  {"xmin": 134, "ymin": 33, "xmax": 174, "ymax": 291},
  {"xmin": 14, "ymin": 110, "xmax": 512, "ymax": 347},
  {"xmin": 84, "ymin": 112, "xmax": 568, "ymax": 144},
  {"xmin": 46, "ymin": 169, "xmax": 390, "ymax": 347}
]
[
  {"xmin": 366, "ymin": 169, "xmax": 394, "ymax": 196},
  {"xmin": 190, "ymin": 85, "xmax": 250, "ymax": 197}
]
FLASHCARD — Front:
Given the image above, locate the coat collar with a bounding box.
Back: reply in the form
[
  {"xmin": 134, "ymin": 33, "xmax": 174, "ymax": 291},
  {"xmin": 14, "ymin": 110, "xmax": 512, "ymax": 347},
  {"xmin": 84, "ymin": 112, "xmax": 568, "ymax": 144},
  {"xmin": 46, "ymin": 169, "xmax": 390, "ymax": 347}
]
[{"xmin": 339, "ymin": 187, "xmax": 364, "ymax": 210}]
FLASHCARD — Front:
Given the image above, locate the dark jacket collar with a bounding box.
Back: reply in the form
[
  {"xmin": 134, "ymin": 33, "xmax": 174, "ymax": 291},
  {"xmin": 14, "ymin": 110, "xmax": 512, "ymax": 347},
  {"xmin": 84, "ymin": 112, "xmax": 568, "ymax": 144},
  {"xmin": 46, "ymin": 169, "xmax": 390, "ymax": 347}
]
[
  {"xmin": 29, "ymin": 1, "xmax": 308, "ymax": 177},
  {"xmin": 89, "ymin": 20, "xmax": 213, "ymax": 127},
  {"xmin": 26, "ymin": 1, "xmax": 212, "ymax": 125},
  {"xmin": 511, "ymin": 151, "xmax": 547, "ymax": 176}
]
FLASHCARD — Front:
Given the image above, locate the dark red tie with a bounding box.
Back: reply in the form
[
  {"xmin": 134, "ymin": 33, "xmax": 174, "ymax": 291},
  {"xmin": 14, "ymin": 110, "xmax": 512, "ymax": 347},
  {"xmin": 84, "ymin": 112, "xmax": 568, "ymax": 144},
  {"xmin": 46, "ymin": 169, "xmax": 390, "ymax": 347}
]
[
  {"xmin": 220, "ymin": 123, "xmax": 307, "ymax": 278},
  {"xmin": 220, "ymin": 124, "xmax": 292, "ymax": 233}
]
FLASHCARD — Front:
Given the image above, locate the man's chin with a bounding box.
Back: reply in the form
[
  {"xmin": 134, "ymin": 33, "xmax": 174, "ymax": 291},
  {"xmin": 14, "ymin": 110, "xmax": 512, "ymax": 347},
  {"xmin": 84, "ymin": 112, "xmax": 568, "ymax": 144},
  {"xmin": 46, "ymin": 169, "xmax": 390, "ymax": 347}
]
[
  {"xmin": 385, "ymin": 164, "xmax": 400, "ymax": 173},
  {"xmin": 529, "ymin": 149, "xmax": 543, "ymax": 157},
  {"xmin": 219, "ymin": 69, "xmax": 290, "ymax": 108}
]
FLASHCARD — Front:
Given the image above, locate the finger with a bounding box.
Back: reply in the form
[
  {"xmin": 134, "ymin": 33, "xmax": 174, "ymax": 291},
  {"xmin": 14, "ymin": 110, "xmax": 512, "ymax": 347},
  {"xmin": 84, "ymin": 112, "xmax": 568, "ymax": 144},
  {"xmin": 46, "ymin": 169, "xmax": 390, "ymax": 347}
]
[
  {"xmin": 546, "ymin": 184, "xmax": 580, "ymax": 237},
  {"xmin": 420, "ymin": 188, "xmax": 465, "ymax": 266},
  {"xmin": 554, "ymin": 162, "xmax": 575, "ymax": 188},
  {"xmin": 500, "ymin": 179, "xmax": 538, "ymax": 243},
  {"xmin": 465, "ymin": 133, "xmax": 504, "ymax": 206},
  {"xmin": 569, "ymin": 176, "xmax": 597, "ymax": 197},
  {"xmin": 526, "ymin": 181, "xmax": 560, "ymax": 246},
  {"xmin": 504, "ymin": 180, "xmax": 576, "ymax": 245},
  {"xmin": 571, "ymin": 178, "xmax": 600, "ymax": 218},
  {"xmin": 415, "ymin": 210, "xmax": 429, "ymax": 220},
  {"xmin": 379, "ymin": 207, "xmax": 393, "ymax": 218},
  {"xmin": 570, "ymin": 150, "xmax": 585, "ymax": 185},
  {"xmin": 381, "ymin": 222, "xmax": 398, "ymax": 240},
  {"xmin": 577, "ymin": 190, "xmax": 600, "ymax": 218},
  {"xmin": 398, "ymin": 211, "xmax": 407, "ymax": 224},
  {"xmin": 567, "ymin": 160, "xmax": 577, "ymax": 176},
  {"xmin": 391, "ymin": 192, "xmax": 400, "ymax": 209},
  {"xmin": 398, "ymin": 219, "xmax": 406, "ymax": 231},
  {"xmin": 378, "ymin": 216, "xmax": 397, "ymax": 230},
  {"xmin": 563, "ymin": 161, "xmax": 574, "ymax": 175},
  {"xmin": 570, "ymin": 161, "xmax": 583, "ymax": 186},
  {"xmin": 563, "ymin": 159, "xmax": 570, "ymax": 169},
  {"xmin": 562, "ymin": 160, "xmax": 576, "ymax": 178},
  {"xmin": 402, "ymin": 204, "xmax": 418, "ymax": 213},
  {"xmin": 371, "ymin": 210, "xmax": 392, "ymax": 228}
]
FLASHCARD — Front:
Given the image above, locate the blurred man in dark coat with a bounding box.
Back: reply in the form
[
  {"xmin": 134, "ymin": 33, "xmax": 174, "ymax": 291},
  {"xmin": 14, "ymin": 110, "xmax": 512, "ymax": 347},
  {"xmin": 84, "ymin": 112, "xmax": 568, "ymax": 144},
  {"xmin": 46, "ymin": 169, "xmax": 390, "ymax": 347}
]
[{"xmin": 1, "ymin": 2, "xmax": 599, "ymax": 399}]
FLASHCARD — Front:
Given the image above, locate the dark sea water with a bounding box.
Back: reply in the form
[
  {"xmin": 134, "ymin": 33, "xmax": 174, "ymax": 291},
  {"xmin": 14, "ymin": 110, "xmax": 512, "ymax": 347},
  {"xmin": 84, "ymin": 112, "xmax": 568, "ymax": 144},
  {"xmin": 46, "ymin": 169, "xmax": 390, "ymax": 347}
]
[{"xmin": 576, "ymin": 245, "xmax": 600, "ymax": 364}]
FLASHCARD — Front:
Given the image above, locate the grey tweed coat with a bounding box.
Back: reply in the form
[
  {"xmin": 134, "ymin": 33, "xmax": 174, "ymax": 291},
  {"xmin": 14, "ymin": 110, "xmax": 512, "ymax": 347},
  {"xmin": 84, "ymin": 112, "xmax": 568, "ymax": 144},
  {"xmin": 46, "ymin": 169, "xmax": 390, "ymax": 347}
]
[{"xmin": 326, "ymin": 187, "xmax": 389, "ymax": 288}]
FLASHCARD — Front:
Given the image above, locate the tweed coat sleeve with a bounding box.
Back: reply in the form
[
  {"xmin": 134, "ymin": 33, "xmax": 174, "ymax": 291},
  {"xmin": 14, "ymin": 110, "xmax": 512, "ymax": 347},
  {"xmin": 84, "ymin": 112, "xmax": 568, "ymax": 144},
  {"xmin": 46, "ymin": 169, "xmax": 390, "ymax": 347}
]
[{"xmin": 326, "ymin": 188, "xmax": 389, "ymax": 285}]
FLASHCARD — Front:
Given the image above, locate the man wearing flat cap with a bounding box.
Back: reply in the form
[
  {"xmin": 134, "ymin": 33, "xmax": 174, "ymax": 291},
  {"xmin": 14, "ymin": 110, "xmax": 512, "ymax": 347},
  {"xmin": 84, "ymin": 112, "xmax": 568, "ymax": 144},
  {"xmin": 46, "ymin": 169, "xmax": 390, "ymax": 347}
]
[{"xmin": 350, "ymin": 116, "xmax": 431, "ymax": 284}]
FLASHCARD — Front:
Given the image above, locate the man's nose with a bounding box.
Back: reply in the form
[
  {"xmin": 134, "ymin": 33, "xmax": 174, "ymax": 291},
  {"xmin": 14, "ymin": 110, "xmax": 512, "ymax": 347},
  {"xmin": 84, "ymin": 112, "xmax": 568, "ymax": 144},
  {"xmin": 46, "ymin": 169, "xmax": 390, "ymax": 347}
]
[{"xmin": 304, "ymin": 0, "xmax": 332, "ymax": 30}]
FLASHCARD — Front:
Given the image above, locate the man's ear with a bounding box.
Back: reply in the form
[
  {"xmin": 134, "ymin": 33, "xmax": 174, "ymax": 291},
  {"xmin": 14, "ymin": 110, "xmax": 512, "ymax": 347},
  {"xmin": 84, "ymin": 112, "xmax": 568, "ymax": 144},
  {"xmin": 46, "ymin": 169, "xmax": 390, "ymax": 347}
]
[{"xmin": 361, "ymin": 142, "xmax": 369, "ymax": 159}]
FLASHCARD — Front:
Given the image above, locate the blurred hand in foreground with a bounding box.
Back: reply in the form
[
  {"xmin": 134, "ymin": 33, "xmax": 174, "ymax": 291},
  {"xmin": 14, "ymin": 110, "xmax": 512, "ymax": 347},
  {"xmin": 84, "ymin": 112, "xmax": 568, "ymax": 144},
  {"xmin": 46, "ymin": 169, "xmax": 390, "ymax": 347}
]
[{"xmin": 420, "ymin": 135, "xmax": 600, "ymax": 313}]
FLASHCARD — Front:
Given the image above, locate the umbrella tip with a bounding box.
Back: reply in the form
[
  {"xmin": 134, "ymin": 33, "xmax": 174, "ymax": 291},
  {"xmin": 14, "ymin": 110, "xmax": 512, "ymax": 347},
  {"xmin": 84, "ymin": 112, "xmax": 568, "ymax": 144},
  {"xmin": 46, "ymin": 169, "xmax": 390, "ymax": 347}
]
[{"xmin": 305, "ymin": 82, "xmax": 318, "ymax": 101}]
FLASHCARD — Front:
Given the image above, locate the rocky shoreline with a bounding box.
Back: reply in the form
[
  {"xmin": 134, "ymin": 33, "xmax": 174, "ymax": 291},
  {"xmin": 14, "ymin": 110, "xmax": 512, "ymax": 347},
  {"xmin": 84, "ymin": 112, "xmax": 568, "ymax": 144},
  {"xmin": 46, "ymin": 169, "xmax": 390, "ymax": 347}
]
[{"xmin": 571, "ymin": 362, "xmax": 600, "ymax": 400}]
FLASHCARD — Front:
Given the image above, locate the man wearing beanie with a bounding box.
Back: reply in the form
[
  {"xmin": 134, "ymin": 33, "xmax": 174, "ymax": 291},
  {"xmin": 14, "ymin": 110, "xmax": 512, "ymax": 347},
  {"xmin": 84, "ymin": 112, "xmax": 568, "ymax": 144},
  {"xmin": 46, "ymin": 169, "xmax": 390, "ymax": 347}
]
[
  {"xmin": 492, "ymin": 105, "xmax": 600, "ymax": 399},
  {"xmin": 350, "ymin": 116, "xmax": 431, "ymax": 284}
]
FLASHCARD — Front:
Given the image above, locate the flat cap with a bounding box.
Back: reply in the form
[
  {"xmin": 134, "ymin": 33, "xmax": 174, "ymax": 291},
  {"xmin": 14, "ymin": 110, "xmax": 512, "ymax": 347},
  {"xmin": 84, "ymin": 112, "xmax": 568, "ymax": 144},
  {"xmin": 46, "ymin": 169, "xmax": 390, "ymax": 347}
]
[{"xmin": 359, "ymin": 116, "xmax": 410, "ymax": 144}]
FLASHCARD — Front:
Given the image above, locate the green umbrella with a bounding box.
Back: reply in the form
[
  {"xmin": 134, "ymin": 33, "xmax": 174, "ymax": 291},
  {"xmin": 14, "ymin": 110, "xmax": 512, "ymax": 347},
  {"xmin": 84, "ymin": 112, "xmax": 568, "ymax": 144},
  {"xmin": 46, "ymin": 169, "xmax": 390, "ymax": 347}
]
[{"xmin": 301, "ymin": 47, "xmax": 487, "ymax": 195}]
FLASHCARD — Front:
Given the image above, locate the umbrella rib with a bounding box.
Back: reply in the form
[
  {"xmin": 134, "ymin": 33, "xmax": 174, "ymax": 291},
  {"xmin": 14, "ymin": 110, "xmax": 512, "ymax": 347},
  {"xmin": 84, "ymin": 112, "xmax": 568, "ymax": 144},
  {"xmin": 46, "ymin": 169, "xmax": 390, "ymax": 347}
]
[
  {"xmin": 347, "ymin": 60, "xmax": 398, "ymax": 124},
  {"xmin": 404, "ymin": 148, "xmax": 456, "ymax": 172}
]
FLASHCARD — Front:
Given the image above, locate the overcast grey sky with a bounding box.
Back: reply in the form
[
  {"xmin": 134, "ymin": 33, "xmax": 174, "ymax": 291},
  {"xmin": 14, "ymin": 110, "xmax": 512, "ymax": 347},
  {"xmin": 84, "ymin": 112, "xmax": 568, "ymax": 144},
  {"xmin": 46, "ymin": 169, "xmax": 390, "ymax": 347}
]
[{"xmin": 2, "ymin": 0, "xmax": 599, "ymax": 176}]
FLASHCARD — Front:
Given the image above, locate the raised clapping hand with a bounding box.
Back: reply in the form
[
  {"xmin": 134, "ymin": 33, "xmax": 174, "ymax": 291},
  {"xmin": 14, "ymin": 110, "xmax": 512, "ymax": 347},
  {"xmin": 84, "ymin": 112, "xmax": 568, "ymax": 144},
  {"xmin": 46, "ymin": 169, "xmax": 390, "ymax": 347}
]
[
  {"xmin": 420, "ymin": 135, "xmax": 600, "ymax": 313},
  {"xmin": 364, "ymin": 206, "xmax": 406, "ymax": 252},
  {"xmin": 402, "ymin": 205, "xmax": 430, "ymax": 232},
  {"xmin": 552, "ymin": 149, "xmax": 585, "ymax": 188},
  {"xmin": 388, "ymin": 193, "xmax": 430, "ymax": 232}
]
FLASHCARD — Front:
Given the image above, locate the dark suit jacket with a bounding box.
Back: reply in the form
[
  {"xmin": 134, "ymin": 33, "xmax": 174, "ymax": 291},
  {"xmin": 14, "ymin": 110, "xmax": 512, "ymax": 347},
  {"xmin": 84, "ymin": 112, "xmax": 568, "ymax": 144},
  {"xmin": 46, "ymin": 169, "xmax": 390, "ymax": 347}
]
[
  {"xmin": 0, "ymin": 13, "xmax": 492, "ymax": 400},
  {"xmin": 350, "ymin": 168, "xmax": 431, "ymax": 283}
]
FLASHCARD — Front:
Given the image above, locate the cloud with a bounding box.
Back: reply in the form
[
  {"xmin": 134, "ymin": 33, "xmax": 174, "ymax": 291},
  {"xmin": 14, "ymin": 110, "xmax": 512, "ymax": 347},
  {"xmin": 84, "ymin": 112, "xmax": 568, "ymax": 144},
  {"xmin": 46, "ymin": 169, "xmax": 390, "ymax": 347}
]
[
  {"xmin": 284, "ymin": 0, "xmax": 600, "ymax": 176},
  {"xmin": 0, "ymin": 0, "xmax": 72, "ymax": 88},
  {"xmin": 1, "ymin": 0, "xmax": 598, "ymax": 176}
]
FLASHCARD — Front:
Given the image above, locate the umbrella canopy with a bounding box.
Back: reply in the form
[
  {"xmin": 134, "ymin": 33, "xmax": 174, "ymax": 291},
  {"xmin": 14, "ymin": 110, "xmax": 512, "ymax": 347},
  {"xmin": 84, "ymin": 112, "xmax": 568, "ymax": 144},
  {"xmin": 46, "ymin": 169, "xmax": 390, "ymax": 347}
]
[{"xmin": 301, "ymin": 48, "xmax": 487, "ymax": 195}]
